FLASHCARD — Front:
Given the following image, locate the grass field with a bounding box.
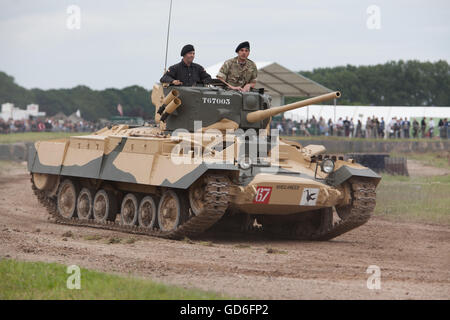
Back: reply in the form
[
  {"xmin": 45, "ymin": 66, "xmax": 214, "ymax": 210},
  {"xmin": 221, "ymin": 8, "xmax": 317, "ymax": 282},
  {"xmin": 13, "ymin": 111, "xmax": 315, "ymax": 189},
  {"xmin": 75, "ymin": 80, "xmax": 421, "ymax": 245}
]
[
  {"xmin": 390, "ymin": 151, "xmax": 450, "ymax": 169},
  {"xmin": 374, "ymin": 174, "xmax": 450, "ymax": 225},
  {"xmin": 0, "ymin": 259, "xmax": 228, "ymax": 300},
  {"xmin": 0, "ymin": 132, "xmax": 89, "ymax": 144}
]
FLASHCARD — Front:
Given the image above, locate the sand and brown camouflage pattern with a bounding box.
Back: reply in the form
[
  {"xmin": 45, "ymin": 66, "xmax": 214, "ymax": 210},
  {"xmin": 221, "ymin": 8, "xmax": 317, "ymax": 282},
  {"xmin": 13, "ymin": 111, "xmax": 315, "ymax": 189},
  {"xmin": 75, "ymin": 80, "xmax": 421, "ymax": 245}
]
[
  {"xmin": 28, "ymin": 85, "xmax": 381, "ymax": 240},
  {"xmin": 28, "ymin": 125, "xmax": 380, "ymax": 215}
]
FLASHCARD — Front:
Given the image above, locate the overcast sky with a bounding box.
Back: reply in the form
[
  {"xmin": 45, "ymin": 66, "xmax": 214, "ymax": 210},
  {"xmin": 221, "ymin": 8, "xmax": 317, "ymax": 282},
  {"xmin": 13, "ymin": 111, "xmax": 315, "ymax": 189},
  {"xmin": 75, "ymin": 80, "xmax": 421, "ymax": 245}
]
[{"xmin": 0, "ymin": 0, "xmax": 449, "ymax": 90}]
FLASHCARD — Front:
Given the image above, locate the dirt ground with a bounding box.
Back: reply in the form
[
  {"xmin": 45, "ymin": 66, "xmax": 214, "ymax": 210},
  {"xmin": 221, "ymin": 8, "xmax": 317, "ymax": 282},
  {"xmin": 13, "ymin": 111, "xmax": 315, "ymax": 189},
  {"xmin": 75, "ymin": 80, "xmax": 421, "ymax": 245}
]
[{"xmin": 0, "ymin": 163, "xmax": 449, "ymax": 299}]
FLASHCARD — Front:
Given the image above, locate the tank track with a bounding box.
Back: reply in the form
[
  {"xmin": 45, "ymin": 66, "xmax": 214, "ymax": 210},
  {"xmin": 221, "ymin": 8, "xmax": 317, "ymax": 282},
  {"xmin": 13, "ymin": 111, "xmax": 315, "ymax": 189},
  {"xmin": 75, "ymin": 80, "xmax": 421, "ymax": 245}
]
[
  {"xmin": 309, "ymin": 178, "xmax": 377, "ymax": 240},
  {"xmin": 264, "ymin": 178, "xmax": 377, "ymax": 241},
  {"xmin": 31, "ymin": 174, "xmax": 230, "ymax": 240}
]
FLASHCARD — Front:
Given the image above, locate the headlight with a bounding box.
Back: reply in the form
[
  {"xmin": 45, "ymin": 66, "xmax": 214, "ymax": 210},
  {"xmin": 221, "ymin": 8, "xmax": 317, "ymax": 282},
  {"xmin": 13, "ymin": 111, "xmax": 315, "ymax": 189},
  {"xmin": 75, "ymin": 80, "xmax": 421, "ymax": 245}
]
[
  {"xmin": 321, "ymin": 159, "xmax": 335, "ymax": 173},
  {"xmin": 239, "ymin": 157, "xmax": 252, "ymax": 170}
]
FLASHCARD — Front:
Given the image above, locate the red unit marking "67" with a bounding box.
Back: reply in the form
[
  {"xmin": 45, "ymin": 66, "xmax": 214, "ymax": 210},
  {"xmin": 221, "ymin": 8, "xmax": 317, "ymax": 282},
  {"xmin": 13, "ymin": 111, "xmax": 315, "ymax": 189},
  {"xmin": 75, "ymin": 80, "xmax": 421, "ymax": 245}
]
[{"xmin": 253, "ymin": 186, "xmax": 272, "ymax": 204}]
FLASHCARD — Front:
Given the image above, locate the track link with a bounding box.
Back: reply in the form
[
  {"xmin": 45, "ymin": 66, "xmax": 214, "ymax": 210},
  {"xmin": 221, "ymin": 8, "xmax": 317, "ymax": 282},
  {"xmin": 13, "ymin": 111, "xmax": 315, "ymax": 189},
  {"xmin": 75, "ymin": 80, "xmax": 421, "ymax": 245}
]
[
  {"xmin": 31, "ymin": 174, "xmax": 230, "ymax": 240},
  {"xmin": 309, "ymin": 178, "xmax": 376, "ymax": 240}
]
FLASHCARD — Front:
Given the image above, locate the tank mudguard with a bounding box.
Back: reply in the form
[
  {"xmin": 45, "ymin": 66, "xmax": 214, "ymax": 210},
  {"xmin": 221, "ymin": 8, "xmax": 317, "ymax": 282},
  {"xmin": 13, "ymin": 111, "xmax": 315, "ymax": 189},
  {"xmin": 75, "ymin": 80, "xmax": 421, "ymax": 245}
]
[{"xmin": 327, "ymin": 165, "xmax": 381, "ymax": 187}]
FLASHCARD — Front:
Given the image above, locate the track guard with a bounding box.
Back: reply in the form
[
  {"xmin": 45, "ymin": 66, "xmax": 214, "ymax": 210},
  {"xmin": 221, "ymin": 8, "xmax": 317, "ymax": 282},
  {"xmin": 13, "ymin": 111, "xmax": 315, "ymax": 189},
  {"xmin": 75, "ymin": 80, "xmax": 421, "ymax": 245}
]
[{"xmin": 327, "ymin": 165, "xmax": 381, "ymax": 187}]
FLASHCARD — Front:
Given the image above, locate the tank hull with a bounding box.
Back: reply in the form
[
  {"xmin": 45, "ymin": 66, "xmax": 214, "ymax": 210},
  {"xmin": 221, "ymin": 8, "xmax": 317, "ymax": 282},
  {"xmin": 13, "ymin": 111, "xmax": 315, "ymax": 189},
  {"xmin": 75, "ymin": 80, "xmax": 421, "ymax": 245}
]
[{"xmin": 28, "ymin": 126, "xmax": 380, "ymax": 241}]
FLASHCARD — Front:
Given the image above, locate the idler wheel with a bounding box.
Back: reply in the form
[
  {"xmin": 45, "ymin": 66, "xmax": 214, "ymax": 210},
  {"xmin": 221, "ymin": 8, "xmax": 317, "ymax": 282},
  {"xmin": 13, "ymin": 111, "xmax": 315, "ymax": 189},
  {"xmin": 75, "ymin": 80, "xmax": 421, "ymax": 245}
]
[
  {"xmin": 93, "ymin": 189, "xmax": 118, "ymax": 222},
  {"xmin": 188, "ymin": 178, "xmax": 206, "ymax": 216},
  {"xmin": 157, "ymin": 190, "xmax": 188, "ymax": 232},
  {"xmin": 120, "ymin": 193, "xmax": 140, "ymax": 226},
  {"xmin": 33, "ymin": 173, "xmax": 59, "ymax": 193},
  {"xmin": 57, "ymin": 179, "xmax": 79, "ymax": 219},
  {"xmin": 138, "ymin": 195, "xmax": 158, "ymax": 229},
  {"xmin": 77, "ymin": 188, "xmax": 94, "ymax": 220}
]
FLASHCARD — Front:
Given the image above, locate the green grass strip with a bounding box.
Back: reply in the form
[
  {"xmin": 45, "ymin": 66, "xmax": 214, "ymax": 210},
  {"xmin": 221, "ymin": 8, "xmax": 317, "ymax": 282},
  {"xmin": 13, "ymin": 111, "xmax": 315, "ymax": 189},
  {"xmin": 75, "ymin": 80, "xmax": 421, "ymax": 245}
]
[
  {"xmin": 0, "ymin": 132, "xmax": 89, "ymax": 144},
  {"xmin": 374, "ymin": 174, "xmax": 450, "ymax": 225},
  {"xmin": 0, "ymin": 259, "xmax": 229, "ymax": 300}
]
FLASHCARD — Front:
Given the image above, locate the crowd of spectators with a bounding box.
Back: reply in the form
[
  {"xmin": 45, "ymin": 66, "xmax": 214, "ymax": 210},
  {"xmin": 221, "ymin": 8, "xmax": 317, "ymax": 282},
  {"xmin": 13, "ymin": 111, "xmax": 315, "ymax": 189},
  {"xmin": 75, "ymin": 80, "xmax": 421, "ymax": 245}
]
[
  {"xmin": 1, "ymin": 115, "xmax": 449, "ymax": 140},
  {"xmin": 270, "ymin": 116, "xmax": 450, "ymax": 139},
  {"xmin": 0, "ymin": 117, "xmax": 103, "ymax": 134}
]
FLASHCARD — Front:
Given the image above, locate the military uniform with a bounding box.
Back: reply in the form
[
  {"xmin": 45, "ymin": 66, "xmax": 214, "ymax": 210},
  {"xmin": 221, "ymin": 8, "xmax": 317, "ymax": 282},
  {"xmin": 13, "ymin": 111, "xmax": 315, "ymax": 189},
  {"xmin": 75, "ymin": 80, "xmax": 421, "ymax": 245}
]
[
  {"xmin": 217, "ymin": 57, "xmax": 258, "ymax": 88},
  {"xmin": 160, "ymin": 60, "xmax": 212, "ymax": 86}
]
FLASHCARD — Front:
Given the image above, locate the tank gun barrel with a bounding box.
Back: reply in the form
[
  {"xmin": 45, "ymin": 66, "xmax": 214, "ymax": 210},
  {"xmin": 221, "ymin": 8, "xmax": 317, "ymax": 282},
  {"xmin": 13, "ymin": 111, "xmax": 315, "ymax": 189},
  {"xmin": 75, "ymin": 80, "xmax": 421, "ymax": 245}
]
[{"xmin": 246, "ymin": 91, "xmax": 341, "ymax": 123}]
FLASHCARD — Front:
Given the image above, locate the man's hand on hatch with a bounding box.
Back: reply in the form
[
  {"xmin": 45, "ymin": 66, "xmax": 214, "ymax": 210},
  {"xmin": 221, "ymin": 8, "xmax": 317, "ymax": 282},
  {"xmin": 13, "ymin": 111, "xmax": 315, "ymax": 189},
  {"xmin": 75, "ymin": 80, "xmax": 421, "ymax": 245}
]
[{"xmin": 242, "ymin": 84, "xmax": 253, "ymax": 92}]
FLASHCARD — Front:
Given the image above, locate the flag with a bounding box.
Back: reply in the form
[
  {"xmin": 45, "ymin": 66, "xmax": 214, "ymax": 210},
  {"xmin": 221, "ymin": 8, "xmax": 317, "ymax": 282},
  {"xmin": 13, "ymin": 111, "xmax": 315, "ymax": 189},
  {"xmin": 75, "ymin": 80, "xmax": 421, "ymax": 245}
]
[{"xmin": 117, "ymin": 104, "xmax": 123, "ymax": 116}]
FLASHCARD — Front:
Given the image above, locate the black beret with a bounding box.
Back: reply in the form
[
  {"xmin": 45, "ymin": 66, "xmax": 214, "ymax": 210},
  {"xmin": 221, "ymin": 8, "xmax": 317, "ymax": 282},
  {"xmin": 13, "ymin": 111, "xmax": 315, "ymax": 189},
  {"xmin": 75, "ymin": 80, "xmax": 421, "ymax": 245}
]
[
  {"xmin": 235, "ymin": 41, "xmax": 250, "ymax": 53},
  {"xmin": 180, "ymin": 44, "xmax": 195, "ymax": 56}
]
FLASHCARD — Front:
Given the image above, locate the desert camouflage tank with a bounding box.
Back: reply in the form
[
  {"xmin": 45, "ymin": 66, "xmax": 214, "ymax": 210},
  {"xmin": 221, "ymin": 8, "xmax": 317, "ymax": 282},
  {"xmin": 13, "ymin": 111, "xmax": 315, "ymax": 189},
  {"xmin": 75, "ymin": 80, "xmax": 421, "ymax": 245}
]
[{"xmin": 29, "ymin": 81, "xmax": 380, "ymax": 240}]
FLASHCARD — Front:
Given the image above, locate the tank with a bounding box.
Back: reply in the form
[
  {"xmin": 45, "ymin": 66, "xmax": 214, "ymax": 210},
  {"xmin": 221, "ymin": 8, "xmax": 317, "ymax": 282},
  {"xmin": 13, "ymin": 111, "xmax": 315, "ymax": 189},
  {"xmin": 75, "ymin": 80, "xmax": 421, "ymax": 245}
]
[{"xmin": 29, "ymin": 82, "xmax": 381, "ymax": 240}]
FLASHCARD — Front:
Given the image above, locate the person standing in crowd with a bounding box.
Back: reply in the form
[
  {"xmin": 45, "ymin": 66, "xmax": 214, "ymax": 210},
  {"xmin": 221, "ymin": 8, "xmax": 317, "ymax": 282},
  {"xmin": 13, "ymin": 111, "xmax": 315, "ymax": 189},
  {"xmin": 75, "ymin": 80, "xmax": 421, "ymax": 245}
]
[
  {"xmin": 349, "ymin": 118, "xmax": 355, "ymax": 137},
  {"xmin": 319, "ymin": 117, "xmax": 326, "ymax": 135},
  {"xmin": 391, "ymin": 117, "xmax": 398, "ymax": 138},
  {"xmin": 365, "ymin": 117, "xmax": 372, "ymax": 138},
  {"xmin": 428, "ymin": 117, "xmax": 435, "ymax": 138},
  {"xmin": 328, "ymin": 118, "xmax": 334, "ymax": 136},
  {"xmin": 412, "ymin": 118, "xmax": 419, "ymax": 138},
  {"xmin": 276, "ymin": 122, "xmax": 284, "ymax": 135},
  {"xmin": 399, "ymin": 117, "xmax": 403, "ymax": 138},
  {"xmin": 343, "ymin": 117, "xmax": 350, "ymax": 137},
  {"xmin": 374, "ymin": 117, "xmax": 380, "ymax": 138},
  {"xmin": 379, "ymin": 117, "xmax": 385, "ymax": 138},
  {"xmin": 444, "ymin": 118, "xmax": 449, "ymax": 139},
  {"xmin": 337, "ymin": 117, "xmax": 343, "ymax": 136},
  {"xmin": 356, "ymin": 119, "xmax": 362, "ymax": 138},
  {"xmin": 371, "ymin": 116, "xmax": 377, "ymax": 138},
  {"xmin": 292, "ymin": 122, "xmax": 298, "ymax": 136},
  {"xmin": 438, "ymin": 118, "xmax": 444, "ymax": 138},
  {"xmin": 310, "ymin": 116, "xmax": 317, "ymax": 135},
  {"xmin": 403, "ymin": 117, "xmax": 410, "ymax": 138},
  {"xmin": 421, "ymin": 118, "xmax": 427, "ymax": 138}
]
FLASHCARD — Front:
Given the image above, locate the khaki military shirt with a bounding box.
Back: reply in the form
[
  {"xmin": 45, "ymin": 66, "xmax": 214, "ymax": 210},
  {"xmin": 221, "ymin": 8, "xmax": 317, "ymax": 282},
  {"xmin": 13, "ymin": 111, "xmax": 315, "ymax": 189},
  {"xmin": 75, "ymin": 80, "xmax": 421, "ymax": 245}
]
[{"xmin": 217, "ymin": 57, "xmax": 257, "ymax": 87}]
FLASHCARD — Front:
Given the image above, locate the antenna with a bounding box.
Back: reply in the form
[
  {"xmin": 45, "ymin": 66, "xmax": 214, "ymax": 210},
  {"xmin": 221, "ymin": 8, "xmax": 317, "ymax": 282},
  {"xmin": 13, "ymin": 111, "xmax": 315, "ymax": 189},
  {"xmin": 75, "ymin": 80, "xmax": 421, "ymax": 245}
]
[{"xmin": 164, "ymin": 0, "xmax": 173, "ymax": 72}]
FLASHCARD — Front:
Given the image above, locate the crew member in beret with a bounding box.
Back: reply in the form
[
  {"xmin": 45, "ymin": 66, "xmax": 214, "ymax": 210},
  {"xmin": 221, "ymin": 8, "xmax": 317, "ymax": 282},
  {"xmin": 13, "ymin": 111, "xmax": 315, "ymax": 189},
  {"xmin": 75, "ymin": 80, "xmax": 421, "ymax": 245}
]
[
  {"xmin": 160, "ymin": 44, "xmax": 212, "ymax": 86},
  {"xmin": 217, "ymin": 41, "xmax": 257, "ymax": 92}
]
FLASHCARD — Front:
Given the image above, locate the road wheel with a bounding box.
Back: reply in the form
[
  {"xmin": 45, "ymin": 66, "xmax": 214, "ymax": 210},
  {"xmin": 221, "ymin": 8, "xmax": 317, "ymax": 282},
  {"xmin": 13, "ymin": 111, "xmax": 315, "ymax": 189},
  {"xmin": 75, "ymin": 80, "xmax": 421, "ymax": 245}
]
[
  {"xmin": 157, "ymin": 190, "xmax": 188, "ymax": 232},
  {"xmin": 93, "ymin": 189, "xmax": 118, "ymax": 222},
  {"xmin": 77, "ymin": 188, "xmax": 94, "ymax": 220},
  {"xmin": 138, "ymin": 195, "xmax": 158, "ymax": 229},
  {"xmin": 57, "ymin": 179, "xmax": 79, "ymax": 219},
  {"xmin": 120, "ymin": 193, "xmax": 140, "ymax": 226}
]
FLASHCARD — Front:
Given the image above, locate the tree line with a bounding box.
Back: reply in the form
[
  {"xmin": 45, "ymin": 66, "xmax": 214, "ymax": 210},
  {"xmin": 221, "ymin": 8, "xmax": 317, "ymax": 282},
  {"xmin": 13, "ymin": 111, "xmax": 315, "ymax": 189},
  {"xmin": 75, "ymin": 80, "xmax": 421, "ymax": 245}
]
[
  {"xmin": 299, "ymin": 60, "xmax": 449, "ymax": 106},
  {"xmin": 0, "ymin": 72, "xmax": 155, "ymax": 121}
]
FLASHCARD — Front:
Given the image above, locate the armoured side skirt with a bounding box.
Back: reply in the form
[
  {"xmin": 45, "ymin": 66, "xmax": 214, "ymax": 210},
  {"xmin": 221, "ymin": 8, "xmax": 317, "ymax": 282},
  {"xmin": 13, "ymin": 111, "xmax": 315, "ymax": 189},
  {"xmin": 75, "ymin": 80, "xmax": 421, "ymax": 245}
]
[{"xmin": 28, "ymin": 142, "xmax": 238, "ymax": 189}]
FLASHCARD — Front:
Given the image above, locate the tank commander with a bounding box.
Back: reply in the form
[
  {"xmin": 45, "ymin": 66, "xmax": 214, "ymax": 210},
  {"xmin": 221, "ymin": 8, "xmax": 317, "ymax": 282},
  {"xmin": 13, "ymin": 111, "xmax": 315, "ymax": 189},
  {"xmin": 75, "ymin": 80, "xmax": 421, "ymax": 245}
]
[
  {"xmin": 217, "ymin": 41, "xmax": 257, "ymax": 92},
  {"xmin": 160, "ymin": 44, "xmax": 212, "ymax": 86}
]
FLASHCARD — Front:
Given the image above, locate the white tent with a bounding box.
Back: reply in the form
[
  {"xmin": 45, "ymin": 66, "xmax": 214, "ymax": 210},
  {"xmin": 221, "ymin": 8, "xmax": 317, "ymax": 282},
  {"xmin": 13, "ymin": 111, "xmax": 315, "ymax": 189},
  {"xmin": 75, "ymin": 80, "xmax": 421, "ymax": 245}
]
[{"xmin": 284, "ymin": 105, "xmax": 450, "ymax": 122}]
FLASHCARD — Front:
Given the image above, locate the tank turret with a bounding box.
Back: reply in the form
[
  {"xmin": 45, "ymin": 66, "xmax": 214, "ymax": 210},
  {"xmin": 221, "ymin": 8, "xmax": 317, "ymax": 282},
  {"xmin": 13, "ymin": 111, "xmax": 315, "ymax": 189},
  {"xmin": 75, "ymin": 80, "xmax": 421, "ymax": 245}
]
[{"xmin": 152, "ymin": 84, "xmax": 340, "ymax": 132}]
